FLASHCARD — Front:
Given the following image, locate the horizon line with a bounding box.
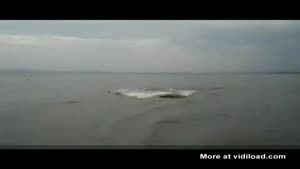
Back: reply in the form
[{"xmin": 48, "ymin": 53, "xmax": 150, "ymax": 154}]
[{"xmin": 0, "ymin": 69, "xmax": 300, "ymax": 74}]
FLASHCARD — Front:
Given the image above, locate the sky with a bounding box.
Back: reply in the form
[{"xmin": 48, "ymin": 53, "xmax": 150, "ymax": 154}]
[{"xmin": 0, "ymin": 20, "xmax": 299, "ymax": 72}]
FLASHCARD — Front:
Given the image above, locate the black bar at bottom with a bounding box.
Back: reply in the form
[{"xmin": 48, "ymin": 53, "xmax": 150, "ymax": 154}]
[{"xmin": 0, "ymin": 149, "xmax": 296, "ymax": 167}]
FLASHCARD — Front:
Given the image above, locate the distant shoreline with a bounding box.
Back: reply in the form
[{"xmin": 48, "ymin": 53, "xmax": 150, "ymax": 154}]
[{"xmin": 0, "ymin": 69, "xmax": 300, "ymax": 74}]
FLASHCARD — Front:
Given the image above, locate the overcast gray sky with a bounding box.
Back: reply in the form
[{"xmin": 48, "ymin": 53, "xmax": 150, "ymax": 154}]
[{"xmin": 0, "ymin": 20, "xmax": 299, "ymax": 72}]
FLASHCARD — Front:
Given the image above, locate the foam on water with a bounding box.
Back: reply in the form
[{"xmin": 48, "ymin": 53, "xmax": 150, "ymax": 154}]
[{"xmin": 111, "ymin": 88, "xmax": 197, "ymax": 99}]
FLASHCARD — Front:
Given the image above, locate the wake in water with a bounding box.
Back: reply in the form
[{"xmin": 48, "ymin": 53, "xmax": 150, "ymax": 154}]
[{"xmin": 110, "ymin": 88, "xmax": 197, "ymax": 99}]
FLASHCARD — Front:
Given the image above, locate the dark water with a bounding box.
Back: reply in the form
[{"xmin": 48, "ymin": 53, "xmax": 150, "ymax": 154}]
[{"xmin": 0, "ymin": 72, "xmax": 300, "ymax": 145}]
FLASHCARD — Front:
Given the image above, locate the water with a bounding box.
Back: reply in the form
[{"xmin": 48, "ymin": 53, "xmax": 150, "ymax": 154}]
[
  {"xmin": 111, "ymin": 88, "xmax": 197, "ymax": 98},
  {"xmin": 0, "ymin": 72, "xmax": 300, "ymax": 145}
]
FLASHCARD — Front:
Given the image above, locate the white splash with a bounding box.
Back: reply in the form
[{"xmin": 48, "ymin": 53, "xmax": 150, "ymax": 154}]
[{"xmin": 111, "ymin": 88, "xmax": 196, "ymax": 99}]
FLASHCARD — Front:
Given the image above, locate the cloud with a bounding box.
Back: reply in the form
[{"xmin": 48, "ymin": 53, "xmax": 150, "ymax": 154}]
[{"xmin": 0, "ymin": 34, "xmax": 195, "ymax": 72}]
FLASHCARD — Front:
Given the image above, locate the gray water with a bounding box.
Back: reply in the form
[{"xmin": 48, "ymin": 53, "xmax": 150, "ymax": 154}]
[{"xmin": 1, "ymin": 72, "xmax": 300, "ymax": 146}]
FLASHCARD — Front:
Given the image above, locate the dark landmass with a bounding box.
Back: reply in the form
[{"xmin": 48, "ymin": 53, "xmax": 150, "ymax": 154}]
[{"xmin": 268, "ymin": 72, "xmax": 300, "ymax": 74}]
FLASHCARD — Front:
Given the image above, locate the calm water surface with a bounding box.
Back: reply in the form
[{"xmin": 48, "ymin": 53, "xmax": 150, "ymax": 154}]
[{"xmin": 0, "ymin": 72, "xmax": 300, "ymax": 145}]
